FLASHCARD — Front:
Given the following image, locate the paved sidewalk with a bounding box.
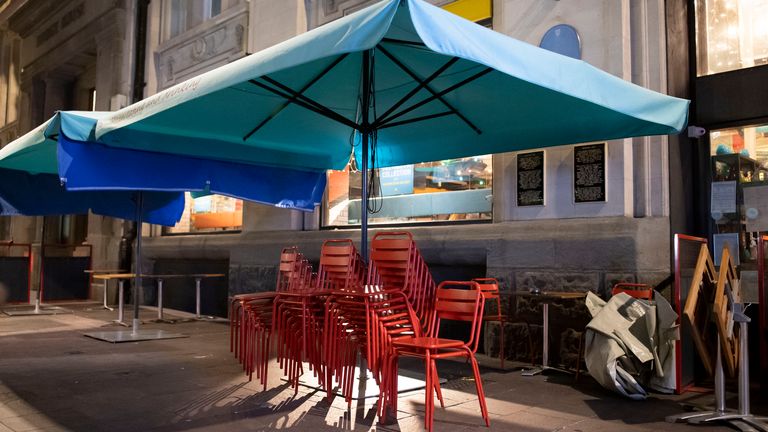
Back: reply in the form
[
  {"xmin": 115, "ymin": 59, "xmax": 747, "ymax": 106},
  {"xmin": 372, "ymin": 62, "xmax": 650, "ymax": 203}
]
[{"xmin": 0, "ymin": 304, "xmax": 758, "ymax": 431}]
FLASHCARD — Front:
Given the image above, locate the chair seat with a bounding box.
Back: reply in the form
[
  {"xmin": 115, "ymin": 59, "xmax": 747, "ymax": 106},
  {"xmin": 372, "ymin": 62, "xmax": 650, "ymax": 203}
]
[
  {"xmin": 483, "ymin": 315, "xmax": 507, "ymax": 321},
  {"xmin": 392, "ymin": 337, "xmax": 465, "ymax": 350}
]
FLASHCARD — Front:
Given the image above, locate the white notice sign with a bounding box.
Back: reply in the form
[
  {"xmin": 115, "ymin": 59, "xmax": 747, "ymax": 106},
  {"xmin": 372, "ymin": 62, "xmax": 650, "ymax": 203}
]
[
  {"xmin": 713, "ymin": 233, "xmax": 740, "ymax": 266},
  {"xmin": 743, "ymin": 185, "xmax": 768, "ymax": 232},
  {"xmin": 711, "ymin": 181, "xmax": 737, "ymax": 215}
]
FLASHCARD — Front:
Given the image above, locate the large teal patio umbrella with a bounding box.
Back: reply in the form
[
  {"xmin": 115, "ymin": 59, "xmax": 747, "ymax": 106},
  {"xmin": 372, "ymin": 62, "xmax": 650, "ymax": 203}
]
[
  {"xmin": 89, "ymin": 0, "xmax": 689, "ymax": 257},
  {"xmin": 0, "ymin": 111, "xmax": 185, "ymax": 323}
]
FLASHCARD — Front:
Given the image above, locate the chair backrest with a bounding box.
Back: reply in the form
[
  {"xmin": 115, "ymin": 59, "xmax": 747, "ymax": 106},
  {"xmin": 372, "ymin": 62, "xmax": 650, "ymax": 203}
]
[
  {"xmin": 611, "ymin": 283, "xmax": 653, "ymax": 300},
  {"xmin": 472, "ymin": 277, "xmax": 503, "ymax": 318},
  {"xmin": 368, "ymin": 232, "xmax": 415, "ymax": 290},
  {"xmin": 430, "ymin": 281, "xmax": 485, "ymax": 353},
  {"xmin": 276, "ymin": 247, "xmax": 313, "ymax": 292},
  {"xmin": 472, "ymin": 278, "xmax": 500, "ymax": 298},
  {"xmin": 317, "ymin": 239, "xmax": 366, "ymax": 292},
  {"xmin": 368, "ymin": 231, "xmax": 436, "ymax": 329}
]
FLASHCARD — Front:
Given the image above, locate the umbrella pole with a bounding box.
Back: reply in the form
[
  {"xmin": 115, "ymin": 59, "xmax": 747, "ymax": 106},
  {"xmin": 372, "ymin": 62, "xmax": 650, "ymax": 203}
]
[
  {"xmin": 132, "ymin": 192, "xmax": 144, "ymax": 335},
  {"xmin": 360, "ymin": 49, "xmax": 372, "ymax": 263},
  {"xmin": 34, "ymin": 219, "xmax": 45, "ymax": 313},
  {"xmin": 361, "ymin": 131, "xmax": 369, "ymax": 262}
]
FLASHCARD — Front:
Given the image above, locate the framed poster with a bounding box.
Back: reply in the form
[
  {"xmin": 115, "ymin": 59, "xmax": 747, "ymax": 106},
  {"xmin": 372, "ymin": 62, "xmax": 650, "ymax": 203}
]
[
  {"xmin": 574, "ymin": 143, "xmax": 606, "ymax": 203},
  {"xmin": 517, "ymin": 151, "xmax": 545, "ymax": 206}
]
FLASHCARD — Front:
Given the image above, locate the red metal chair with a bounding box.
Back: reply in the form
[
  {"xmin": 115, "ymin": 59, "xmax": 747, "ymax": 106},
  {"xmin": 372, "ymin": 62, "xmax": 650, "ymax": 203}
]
[
  {"xmin": 472, "ymin": 278, "xmax": 537, "ymax": 369},
  {"xmin": 229, "ymin": 247, "xmax": 304, "ymax": 389},
  {"xmin": 472, "ymin": 278, "xmax": 507, "ymax": 369},
  {"xmin": 380, "ymin": 281, "xmax": 489, "ymax": 431},
  {"xmin": 612, "ymin": 282, "xmax": 654, "ymax": 300}
]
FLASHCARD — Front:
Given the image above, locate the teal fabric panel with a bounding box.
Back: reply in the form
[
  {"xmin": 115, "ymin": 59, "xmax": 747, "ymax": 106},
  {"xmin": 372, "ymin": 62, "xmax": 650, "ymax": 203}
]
[{"xmin": 88, "ymin": 0, "xmax": 688, "ymax": 173}]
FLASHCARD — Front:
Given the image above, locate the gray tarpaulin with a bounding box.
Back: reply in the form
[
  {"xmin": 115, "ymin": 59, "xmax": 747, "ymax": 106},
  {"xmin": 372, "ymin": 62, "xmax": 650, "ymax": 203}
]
[{"xmin": 584, "ymin": 291, "xmax": 679, "ymax": 399}]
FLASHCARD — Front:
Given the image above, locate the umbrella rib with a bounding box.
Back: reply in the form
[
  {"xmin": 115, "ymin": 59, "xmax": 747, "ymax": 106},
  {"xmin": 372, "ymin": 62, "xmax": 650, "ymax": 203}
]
[
  {"xmin": 377, "ymin": 111, "xmax": 454, "ymax": 130},
  {"xmin": 374, "ymin": 51, "xmax": 458, "ymax": 124},
  {"xmin": 243, "ymin": 54, "xmax": 350, "ymax": 141},
  {"xmin": 381, "ymin": 38, "xmax": 427, "ymax": 48},
  {"xmin": 376, "ymin": 67, "xmax": 493, "ymax": 128},
  {"xmin": 248, "ymin": 78, "xmax": 361, "ymax": 131},
  {"xmin": 259, "ymin": 75, "xmax": 361, "ymax": 131},
  {"xmin": 376, "ymin": 45, "xmax": 481, "ymax": 135}
]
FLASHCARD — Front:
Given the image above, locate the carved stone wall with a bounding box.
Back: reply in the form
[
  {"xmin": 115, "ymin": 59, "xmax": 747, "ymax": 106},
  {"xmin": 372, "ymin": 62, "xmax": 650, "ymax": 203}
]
[
  {"xmin": 309, "ymin": 0, "xmax": 453, "ymax": 28},
  {"xmin": 154, "ymin": 4, "xmax": 248, "ymax": 91}
]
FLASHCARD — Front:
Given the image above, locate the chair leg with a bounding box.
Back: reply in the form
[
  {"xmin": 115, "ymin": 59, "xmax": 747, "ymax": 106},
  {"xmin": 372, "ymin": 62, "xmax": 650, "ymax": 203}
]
[
  {"xmin": 431, "ymin": 360, "xmax": 444, "ymax": 408},
  {"xmin": 574, "ymin": 331, "xmax": 585, "ymax": 384},
  {"xmin": 469, "ymin": 353, "xmax": 490, "ymax": 427},
  {"xmin": 499, "ymin": 318, "xmax": 505, "ymax": 369},
  {"xmin": 425, "ymin": 350, "xmax": 434, "ymax": 432}
]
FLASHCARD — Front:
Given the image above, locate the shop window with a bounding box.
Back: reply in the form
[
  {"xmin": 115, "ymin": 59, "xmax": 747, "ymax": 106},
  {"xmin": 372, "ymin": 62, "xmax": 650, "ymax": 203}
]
[
  {"xmin": 696, "ymin": 0, "xmax": 768, "ymax": 76},
  {"xmin": 323, "ymin": 156, "xmax": 493, "ymax": 226},
  {"xmin": 168, "ymin": 0, "xmax": 225, "ymax": 39},
  {"xmin": 710, "ymin": 123, "xmax": 768, "ymax": 174},
  {"xmin": 164, "ymin": 193, "xmax": 243, "ymax": 234}
]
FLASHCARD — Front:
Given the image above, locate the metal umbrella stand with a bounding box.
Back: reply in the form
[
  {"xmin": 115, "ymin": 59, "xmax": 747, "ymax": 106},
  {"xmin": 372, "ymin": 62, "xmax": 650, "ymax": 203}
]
[
  {"xmin": 82, "ymin": 192, "xmax": 187, "ymax": 343},
  {"xmin": 667, "ymin": 305, "xmax": 768, "ymax": 431}
]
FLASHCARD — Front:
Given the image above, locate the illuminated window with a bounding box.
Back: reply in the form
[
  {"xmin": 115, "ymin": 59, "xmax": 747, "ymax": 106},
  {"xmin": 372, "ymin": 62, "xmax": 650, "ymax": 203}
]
[
  {"xmin": 696, "ymin": 0, "xmax": 768, "ymax": 76},
  {"xmin": 710, "ymin": 123, "xmax": 768, "ymax": 180},
  {"xmin": 323, "ymin": 156, "xmax": 492, "ymax": 226},
  {"xmin": 164, "ymin": 193, "xmax": 243, "ymax": 234}
]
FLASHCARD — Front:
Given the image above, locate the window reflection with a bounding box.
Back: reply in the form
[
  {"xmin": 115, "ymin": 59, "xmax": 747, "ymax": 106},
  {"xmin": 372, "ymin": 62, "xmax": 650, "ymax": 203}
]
[
  {"xmin": 696, "ymin": 0, "xmax": 768, "ymax": 75},
  {"xmin": 324, "ymin": 156, "xmax": 493, "ymax": 226},
  {"xmin": 165, "ymin": 193, "xmax": 243, "ymax": 234}
]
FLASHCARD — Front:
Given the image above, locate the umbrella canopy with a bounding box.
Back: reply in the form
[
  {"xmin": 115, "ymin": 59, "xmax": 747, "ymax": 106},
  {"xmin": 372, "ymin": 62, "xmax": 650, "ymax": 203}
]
[
  {"xmin": 93, "ymin": 0, "xmax": 688, "ymax": 172},
  {"xmin": 87, "ymin": 0, "xmax": 688, "ymax": 257},
  {"xmin": 0, "ymin": 111, "xmax": 184, "ymax": 226}
]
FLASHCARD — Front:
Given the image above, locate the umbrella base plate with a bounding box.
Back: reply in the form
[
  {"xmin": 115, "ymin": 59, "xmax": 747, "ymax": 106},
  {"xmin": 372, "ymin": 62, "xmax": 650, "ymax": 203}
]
[
  {"xmin": 83, "ymin": 329, "xmax": 188, "ymax": 343},
  {"xmin": 3, "ymin": 306, "xmax": 73, "ymax": 316}
]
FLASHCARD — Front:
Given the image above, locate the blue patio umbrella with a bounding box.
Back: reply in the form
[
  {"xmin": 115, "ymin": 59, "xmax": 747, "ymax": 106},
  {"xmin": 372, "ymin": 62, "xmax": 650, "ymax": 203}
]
[
  {"xmin": 87, "ymin": 0, "xmax": 688, "ymax": 257},
  {"xmin": 0, "ymin": 111, "xmax": 185, "ymax": 323},
  {"xmin": 1, "ymin": 110, "xmax": 327, "ymax": 335},
  {"xmin": 0, "ymin": 111, "xmax": 184, "ymax": 224}
]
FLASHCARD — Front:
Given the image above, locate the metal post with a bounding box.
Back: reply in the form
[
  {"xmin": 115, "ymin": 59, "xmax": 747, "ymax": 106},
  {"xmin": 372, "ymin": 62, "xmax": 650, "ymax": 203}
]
[
  {"xmin": 133, "ymin": 193, "xmax": 144, "ymax": 335},
  {"xmin": 739, "ymin": 319, "xmax": 750, "ymax": 416},
  {"xmin": 157, "ymin": 279, "xmax": 163, "ymax": 321},
  {"xmin": 360, "ymin": 49, "xmax": 372, "ymax": 262},
  {"xmin": 714, "ymin": 336, "xmax": 726, "ymax": 413},
  {"xmin": 34, "ymin": 221, "xmax": 45, "ymax": 313},
  {"xmin": 102, "ymin": 280, "xmax": 113, "ymax": 311},
  {"xmin": 542, "ymin": 302, "xmax": 549, "ymax": 368},
  {"xmin": 117, "ymin": 280, "xmax": 125, "ymax": 323},
  {"xmin": 195, "ymin": 277, "xmax": 202, "ymax": 319}
]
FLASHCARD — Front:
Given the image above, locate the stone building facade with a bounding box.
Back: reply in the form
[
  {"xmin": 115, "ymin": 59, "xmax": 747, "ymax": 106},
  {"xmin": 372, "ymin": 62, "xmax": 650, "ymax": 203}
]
[{"xmin": 0, "ymin": 0, "xmax": 690, "ymax": 363}]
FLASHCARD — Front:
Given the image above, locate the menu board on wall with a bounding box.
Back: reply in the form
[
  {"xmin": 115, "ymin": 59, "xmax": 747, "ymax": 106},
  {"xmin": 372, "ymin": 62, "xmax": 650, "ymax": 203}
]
[
  {"xmin": 574, "ymin": 143, "xmax": 606, "ymax": 203},
  {"xmin": 517, "ymin": 151, "xmax": 545, "ymax": 206}
]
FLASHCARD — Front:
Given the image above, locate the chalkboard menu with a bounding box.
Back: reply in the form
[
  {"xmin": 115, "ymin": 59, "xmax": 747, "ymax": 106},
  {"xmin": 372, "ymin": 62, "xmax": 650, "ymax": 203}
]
[
  {"xmin": 574, "ymin": 143, "xmax": 606, "ymax": 203},
  {"xmin": 517, "ymin": 151, "xmax": 545, "ymax": 206}
]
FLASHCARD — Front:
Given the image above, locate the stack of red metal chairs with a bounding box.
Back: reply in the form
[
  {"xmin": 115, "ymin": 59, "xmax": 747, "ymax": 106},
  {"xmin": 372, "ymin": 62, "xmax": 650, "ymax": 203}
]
[
  {"xmin": 320, "ymin": 241, "xmax": 368, "ymax": 404},
  {"xmin": 321, "ymin": 232, "xmax": 439, "ymax": 404},
  {"xmin": 230, "ymin": 232, "xmax": 443, "ymax": 407},
  {"xmin": 229, "ymin": 246, "xmax": 308, "ymax": 389},
  {"xmin": 273, "ymin": 240, "xmax": 366, "ymax": 393}
]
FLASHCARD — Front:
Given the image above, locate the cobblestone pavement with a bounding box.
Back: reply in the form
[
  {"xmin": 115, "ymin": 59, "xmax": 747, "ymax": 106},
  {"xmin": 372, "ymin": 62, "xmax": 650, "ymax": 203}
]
[{"xmin": 0, "ymin": 303, "xmax": 759, "ymax": 431}]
